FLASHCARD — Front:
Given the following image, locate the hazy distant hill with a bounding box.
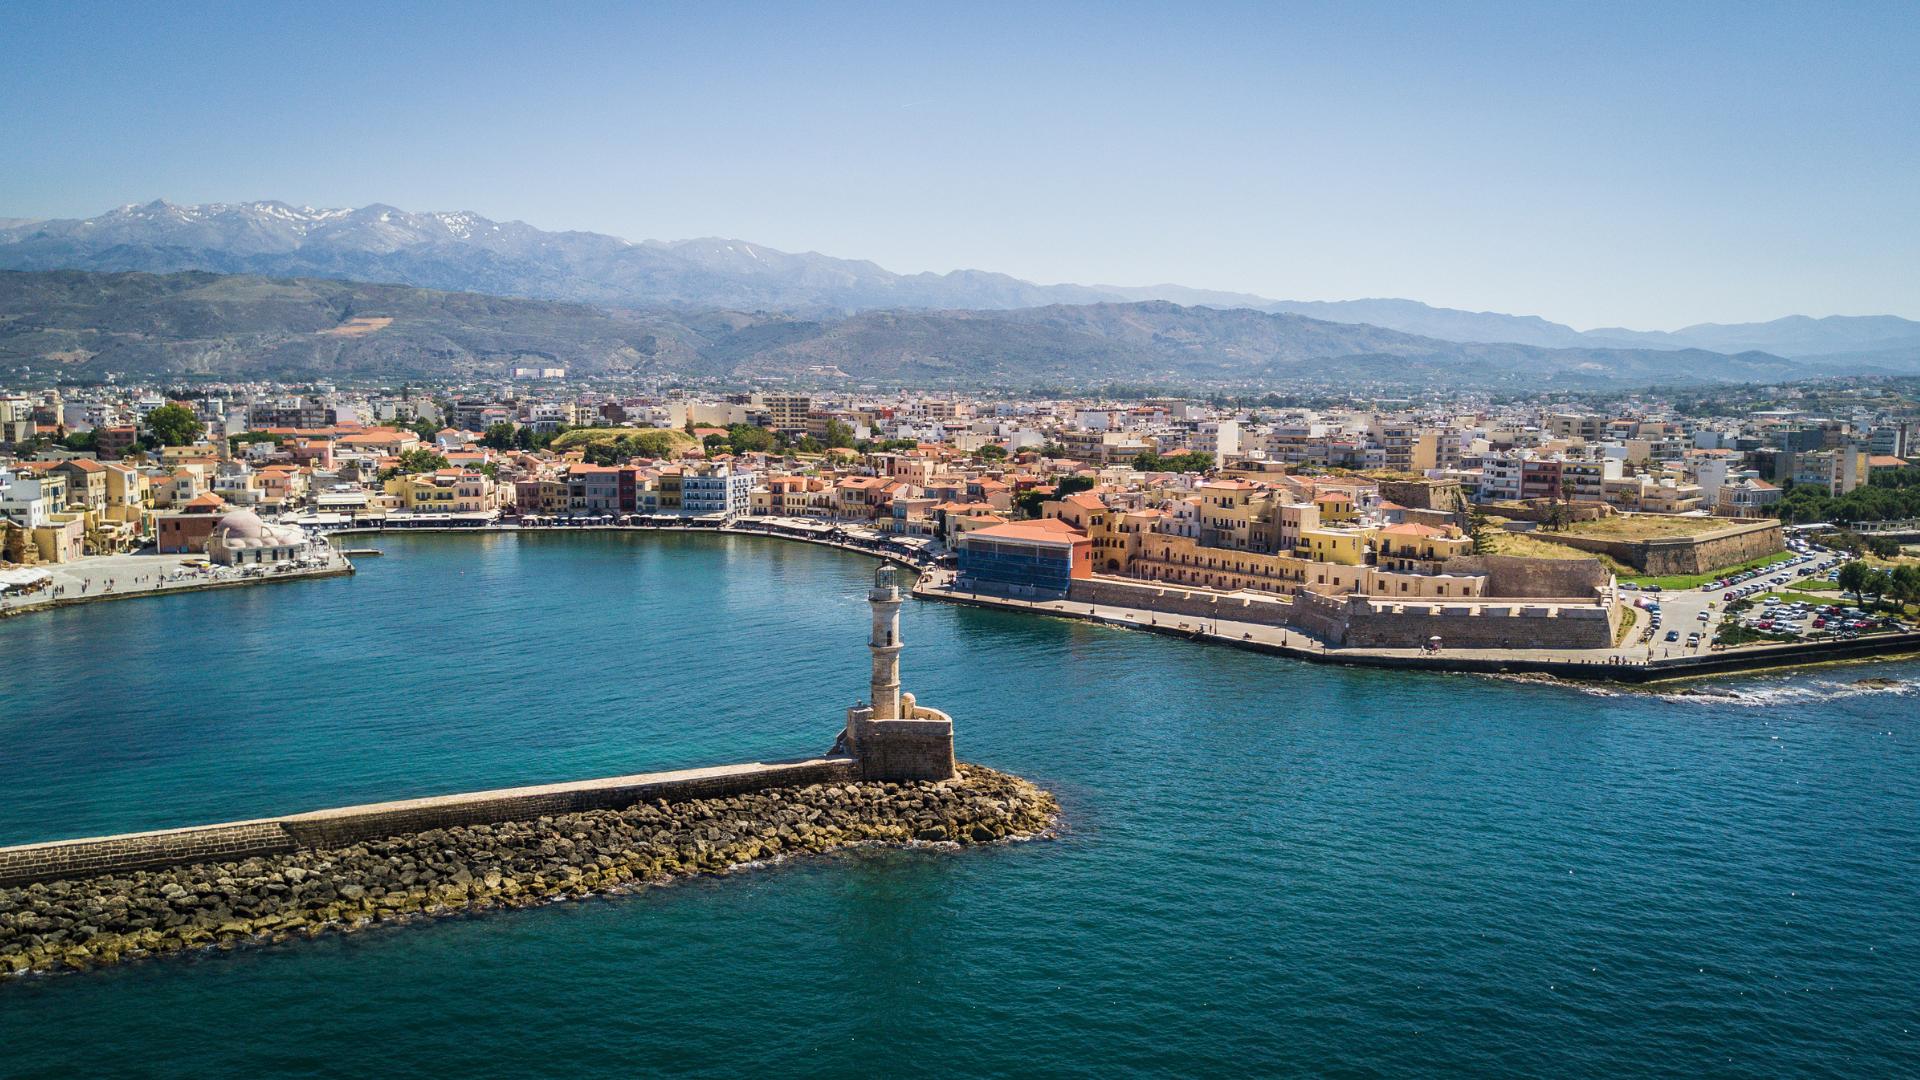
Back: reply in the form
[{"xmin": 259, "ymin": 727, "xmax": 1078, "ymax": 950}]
[
  {"xmin": 0, "ymin": 269, "xmax": 1819, "ymax": 388},
  {"xmin": 727, "ymin": 302, "xmax": 1802, "ymax": 385},
  {"xmin": 0, "ymin": 270, "xmax": 671, "ymax": 381},
  {"xmin": 4, "ymin": 201, "xmax": 1914, "ymax": 365},
  {"xmin": 1262, "ymin": 299, "xmax": 1920, "ymax": 360}
]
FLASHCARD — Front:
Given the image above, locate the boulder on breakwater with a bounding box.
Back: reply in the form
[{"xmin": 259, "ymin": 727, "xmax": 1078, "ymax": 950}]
[{"xmin": 0, "ymin": 765, "xmax": 1055, "ymax": 977}]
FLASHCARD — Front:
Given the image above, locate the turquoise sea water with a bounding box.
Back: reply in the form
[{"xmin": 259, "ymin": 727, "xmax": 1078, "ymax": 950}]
[{"xmin": 2, "ymin": 532, "xmax": 1917, "ymax": 1079}]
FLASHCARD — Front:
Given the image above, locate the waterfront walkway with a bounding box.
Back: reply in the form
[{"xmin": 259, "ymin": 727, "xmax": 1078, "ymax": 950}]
[
  {"xmin": 0, "ymin": 548, "xmax": 353, "ymax": 618},
  {"xmin": 911, "ymin": 570, "xmax": 1920, "ymax": 683}
]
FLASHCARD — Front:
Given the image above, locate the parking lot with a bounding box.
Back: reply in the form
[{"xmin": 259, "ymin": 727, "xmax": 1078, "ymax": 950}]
[{"xmin": 1618, "ymin": 541, "xmax": 1904, "ymax": 655}]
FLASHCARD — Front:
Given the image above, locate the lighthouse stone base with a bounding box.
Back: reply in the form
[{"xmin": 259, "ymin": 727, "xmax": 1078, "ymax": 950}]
[{"xmin": 844, "ymin": 702, "xmax": 956, "ymax": 783}]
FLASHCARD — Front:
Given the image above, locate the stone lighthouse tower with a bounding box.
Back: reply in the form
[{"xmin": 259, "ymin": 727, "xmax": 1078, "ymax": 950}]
[
  {"xmin": 867, "ymin": 567, "xmax": 904, "ymax": 719},
  {"xmin": 840, "ymin": 566, "xmax": 955, "ymax": 781}
]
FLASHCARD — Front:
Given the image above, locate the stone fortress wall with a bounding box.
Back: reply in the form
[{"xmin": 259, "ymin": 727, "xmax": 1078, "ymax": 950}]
[
  {"xmin": 1065, "ymin": 575, "xmax": 1618, "ymax": 650},
  {"xmin": 1298, "ymin": 591, "xmax": 1620, "ymax": 650},
  {"xmin": 1530, "ymin": 519, "xmax": 1784, "ymax": 576}
]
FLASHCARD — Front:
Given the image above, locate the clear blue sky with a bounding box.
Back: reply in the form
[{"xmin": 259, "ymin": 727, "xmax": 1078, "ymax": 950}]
[{"xmin": 2, "ymin": 1, "xmax": 1914, "ymax": 329}]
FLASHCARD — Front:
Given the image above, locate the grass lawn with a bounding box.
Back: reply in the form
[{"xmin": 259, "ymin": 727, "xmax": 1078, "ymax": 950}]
[
  {"xmin": 1620, "ymin": 550, "xmax": 1799, "ymax": 590},
  {"xmin": 1777, "ymin": 590, "xmax": 1841, "ymax": 607},
  {"xmin": 1489, "ymin": 531, "xmax": 1636, "ymax": 576},
  {"xmin": 1614, "ymin": 605, "xmax": 1638, "ymax": 648},
  {"xmin": 1768, "ymin": 590, "xmax": 1915, "ymax": 617},
  {"xmin": 1565, "ymin": 514, "xmax": 1736, "ymax": 540},
  {"xmin": 549, "ymin": 427, "xmax": 696, "ymax": 452}
]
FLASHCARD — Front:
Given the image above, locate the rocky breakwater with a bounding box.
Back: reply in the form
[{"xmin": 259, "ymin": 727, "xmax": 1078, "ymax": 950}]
[{"xmin": 0, "ymin": 765, "xmax": 1056, "ymax": 977}]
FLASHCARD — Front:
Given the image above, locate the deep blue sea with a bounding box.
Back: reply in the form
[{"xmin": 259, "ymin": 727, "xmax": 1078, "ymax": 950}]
[{"xmin": 2, "ymin": 532, "xmax": 1916, "ymax": 1079}]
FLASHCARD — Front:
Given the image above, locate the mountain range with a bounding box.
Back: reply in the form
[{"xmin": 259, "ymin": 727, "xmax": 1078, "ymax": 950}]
[
  {"xmin": 2, "ymin": 200, "xmax": 1916, "ymax": 368},
  {"xmin": 0, "ymin": 269, "xmax": 1808, "ymax": 389}
]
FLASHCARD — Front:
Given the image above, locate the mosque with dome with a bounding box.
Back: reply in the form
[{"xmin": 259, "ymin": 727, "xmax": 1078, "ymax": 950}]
[{"xmin": 206, "ymin": 509, "xmax": 313, "ymax": 566}]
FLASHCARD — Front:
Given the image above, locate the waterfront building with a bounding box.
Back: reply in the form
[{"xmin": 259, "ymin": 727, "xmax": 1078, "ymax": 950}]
[
  {"xmin": 676, "ymin": 462, "xmax": 752, "ymax": 519},
  {"xmin": 0, "ymin": 466, "xmax": 56, "ymax": 530},
  {"xmin": 207, "ymin": 510, "xmax": 311, "ymax": 566},
  {"xmin": 155, "ymin": 492, "xmax": 230, "ymax": 553},
  {"xmin": 49, "ymin": 459, "xmax": 109, "ymax": 514},
  {"xmin": 956, "ymin": 518, "xmax": 1093, "ymax": 596}
]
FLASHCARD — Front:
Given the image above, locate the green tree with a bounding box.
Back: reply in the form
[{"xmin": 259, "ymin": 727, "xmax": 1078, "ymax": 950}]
[
  {"xmin": 61, "ymin": 428, "xmax": 100, "ymax": 453},
  {"xmin": 727, "ymin": 424, "xmax": 775, "ymax": 455},
  {"xmin": 395, "ymin": 448, "xmax": 451, "ymax": 474},
  {"xmin": 409, "ymin": 415, "xmax": 441, "ymax": 440},
  {"xmin": 481, "ymin": 423, "xmax": 518, "ymax": 450},
  {"xmin": 1890, "ymin": 564, "xmax": 1920, "ymax": 611},
  {"xmin": 625, "ymin": 430, "xmax": 678, "ymax": 459},
  {"xmin": 978, "ymin": 443, "xmax": 1008, "ymax": 461},
  {"xmin": 1159, "ymin": 451, "xmax": 1214, "ymax": 474},
  {"xmin": 1863, "ymin": 567, "xmax": 1895, "ymax": 609},
  {"xmin": 793, "ymin": 435, "xmax": 825, "ymax": 455},
  {"xmin": 1836, "ymin": 560, "xmax": 1871, "ymax": 605},
  {"xmin": 1131, "ymin": 449, "xmax": 1162, "ymax": 472},
  {"xmin": 823, "ymin": 419, "xmax": 856, "ymax": 449},
  {"xmin": 703, "ymin": 433, "xmax": 730, "ymax": 452},
  {"xmin": 144, "ymin": 403, "xmax": 203, "ymax": 447},
  {"xmin": 1037, "ymin": 443, "xmax": 1067, "ymax": 458}
]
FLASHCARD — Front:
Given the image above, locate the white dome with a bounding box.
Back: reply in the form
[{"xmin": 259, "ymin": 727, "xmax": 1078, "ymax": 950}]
[{"xmin": 215, "ymin": 510, "xmax": 265, "ymax": 539}]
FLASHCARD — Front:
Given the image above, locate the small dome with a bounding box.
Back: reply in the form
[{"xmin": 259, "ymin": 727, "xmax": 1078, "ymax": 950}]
[{"xmin": 215, "ymin": 510, "xmax": 265, "ymax": 539}]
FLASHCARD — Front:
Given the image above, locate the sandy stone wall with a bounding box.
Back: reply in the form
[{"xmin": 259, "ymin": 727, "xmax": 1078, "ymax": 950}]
[
  {"xmin": 1441, "ymin": 554, "xmax": 1611, "ymax": 598},
  {"xmin": 1292, "ymin": 591, "xmax": 1619, "ymax": 650},
  {"xmin": 1068, "ymin": 578, "xmax": 1296, "ymax": 625},
  {"xmin": 1531, "ymin": 520, "xmax": 1782, "ymax": 575}
]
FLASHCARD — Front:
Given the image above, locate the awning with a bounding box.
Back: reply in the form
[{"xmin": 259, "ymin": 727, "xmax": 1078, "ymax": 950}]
[{"xmin": 0, "ymin": 567, "xmax": 53, "ymax": 586}]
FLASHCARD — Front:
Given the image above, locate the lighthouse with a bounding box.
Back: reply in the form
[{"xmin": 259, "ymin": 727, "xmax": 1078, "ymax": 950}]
[
  {"xmin": 867, "ymin": 568, "xmax": 904, "ymax": 719},
  {"xmin": 840, "ymin": 565, "xmax": 956, "ymax": 781}
]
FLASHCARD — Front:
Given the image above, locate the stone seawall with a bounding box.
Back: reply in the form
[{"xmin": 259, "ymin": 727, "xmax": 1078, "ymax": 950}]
[
  {"xmin": 1068, "ymin": 578, "xmax": 1296, "ymax": 625},
  {"xmin": 1291, "ymin": 591, "xmax": 1619, "ymax": 650},
  {"xmin": 0, "ymin": 763, "xmax": 1057, "ymax": 976},
  {"xmin": 0, "ymin": 758, "xmax": 857, "ymax": 888},
  {"xmin": 1061, "ymin": 576, "xmax": 1617, "ymax": 651},
  {"xmin": 1529, "ymin": 519, "xmax": 1783, "ymax": 576}
]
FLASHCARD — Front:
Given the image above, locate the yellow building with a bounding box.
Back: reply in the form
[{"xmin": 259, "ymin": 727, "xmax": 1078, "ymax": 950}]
[
  {"xmin": 1296, "ymin": 526, "xmax": 1374, "ymax": 565},
  {"xmin": 1313, "ymin": 494, "xmax": 1357, "ymax": 524},
  {"xmin": 385, "ymin": 470, "xmax": 494, "ymax": 512},
  {"xmin": 1372, "ymin": 523, "xmax": 1474, "ymax": 573}
]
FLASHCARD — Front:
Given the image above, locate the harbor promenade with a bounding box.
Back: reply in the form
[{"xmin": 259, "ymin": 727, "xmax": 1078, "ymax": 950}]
[
  {"xmin": 0, "ymin": 548, "xmax": 354, "ymax": 618},
  {"xmin": 911, "ymin": 569, "xmax": 1920, "ymax": 684}
]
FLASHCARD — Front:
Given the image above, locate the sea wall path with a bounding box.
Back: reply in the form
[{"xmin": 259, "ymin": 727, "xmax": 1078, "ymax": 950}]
[
  {"xmin": 912, "ymin": 573, "xmax": 1920, "ymax": 685},
  {"xmin": 0, "ymin": 760, "xmax": 1057, "ymax": 975},
  {"xmin": 0, "ymin": 549, "xmax": 353, "ymax": 618}
]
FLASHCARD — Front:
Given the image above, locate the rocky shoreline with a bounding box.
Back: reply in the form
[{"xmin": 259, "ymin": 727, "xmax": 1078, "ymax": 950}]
[{"xmin": 0, "ymin": 764, "xmax": 1056, "ymax": 978}]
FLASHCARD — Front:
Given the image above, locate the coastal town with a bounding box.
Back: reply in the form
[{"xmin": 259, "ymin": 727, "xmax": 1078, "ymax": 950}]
[{"xmin": 3, "ymin": 378, "xmax": 1918, "ymax": 666}]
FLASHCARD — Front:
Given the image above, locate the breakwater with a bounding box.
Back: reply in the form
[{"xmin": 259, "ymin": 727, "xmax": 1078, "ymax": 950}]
[{"xmin": 0, "ymin": 762, "xmax": 1055, "ymax": 976}]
